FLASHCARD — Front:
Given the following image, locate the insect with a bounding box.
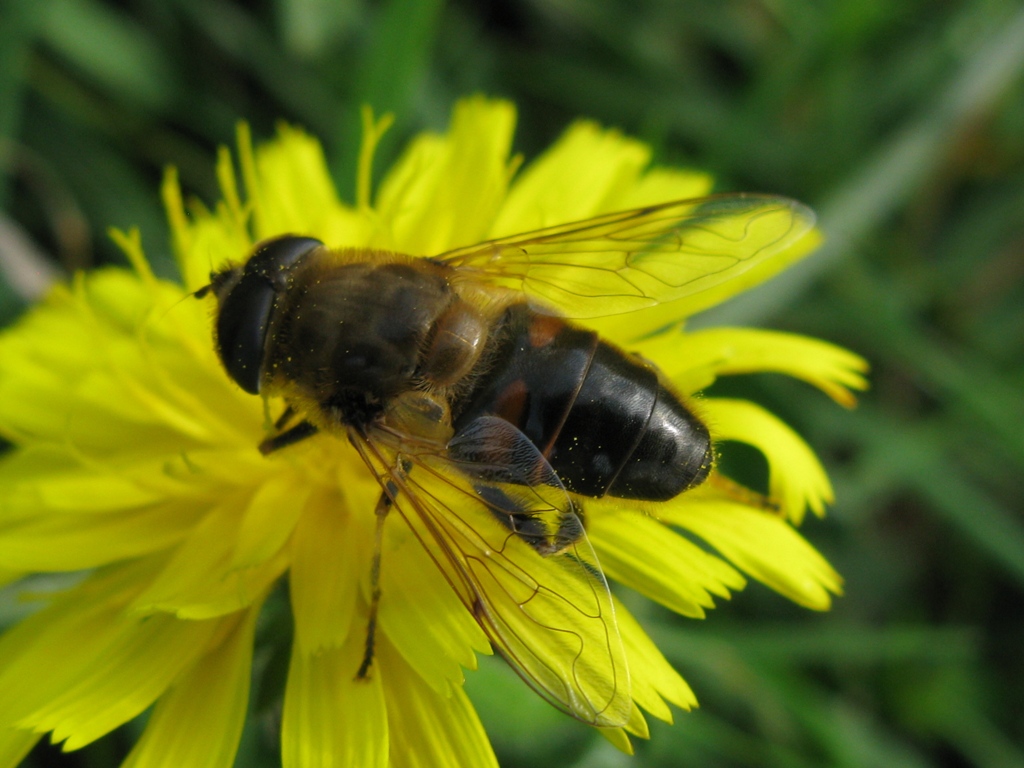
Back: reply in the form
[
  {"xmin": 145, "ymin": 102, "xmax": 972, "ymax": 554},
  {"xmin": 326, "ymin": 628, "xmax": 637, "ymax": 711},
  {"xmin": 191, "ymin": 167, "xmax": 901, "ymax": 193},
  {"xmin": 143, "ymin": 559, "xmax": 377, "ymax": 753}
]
[{"xmin": 201, "ymin": 193, "xmax": 814, "ymax": 727}]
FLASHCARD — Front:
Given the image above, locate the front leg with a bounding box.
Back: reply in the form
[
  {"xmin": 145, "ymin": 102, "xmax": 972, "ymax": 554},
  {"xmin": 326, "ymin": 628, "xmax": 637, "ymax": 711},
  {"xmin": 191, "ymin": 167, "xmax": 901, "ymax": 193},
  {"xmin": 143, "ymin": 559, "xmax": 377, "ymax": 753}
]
[{"xmin": 259, "ymin": 419, "xmax": 319, "ymax": 455}]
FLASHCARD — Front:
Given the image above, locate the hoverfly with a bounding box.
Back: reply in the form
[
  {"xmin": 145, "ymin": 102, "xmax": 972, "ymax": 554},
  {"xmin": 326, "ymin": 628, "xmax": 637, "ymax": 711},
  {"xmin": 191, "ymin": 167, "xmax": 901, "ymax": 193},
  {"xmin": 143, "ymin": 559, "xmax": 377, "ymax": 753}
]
[{"xmin": 200, "ymin": 194, "xmax": 814, "ymax": 727}]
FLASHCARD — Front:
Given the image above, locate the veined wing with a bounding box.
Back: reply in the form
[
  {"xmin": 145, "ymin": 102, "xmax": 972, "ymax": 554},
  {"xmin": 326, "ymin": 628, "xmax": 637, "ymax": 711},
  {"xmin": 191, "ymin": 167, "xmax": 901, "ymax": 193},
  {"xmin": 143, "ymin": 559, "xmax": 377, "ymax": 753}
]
[
  {"xmin": 436, "ymin": 194, "xmax": 815, "ymax": 318},
  {"xmin": 360, "ymin": 416, "xmax": 631, "ymax": 727}
]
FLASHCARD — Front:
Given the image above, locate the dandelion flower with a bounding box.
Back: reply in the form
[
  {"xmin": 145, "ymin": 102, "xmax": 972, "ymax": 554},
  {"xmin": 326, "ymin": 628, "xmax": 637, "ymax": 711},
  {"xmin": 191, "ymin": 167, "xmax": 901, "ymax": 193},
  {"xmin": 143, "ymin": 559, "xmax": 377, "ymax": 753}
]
[{"xmin": 0, "ymin": 96, "xmax": 867, "ymax": 766}]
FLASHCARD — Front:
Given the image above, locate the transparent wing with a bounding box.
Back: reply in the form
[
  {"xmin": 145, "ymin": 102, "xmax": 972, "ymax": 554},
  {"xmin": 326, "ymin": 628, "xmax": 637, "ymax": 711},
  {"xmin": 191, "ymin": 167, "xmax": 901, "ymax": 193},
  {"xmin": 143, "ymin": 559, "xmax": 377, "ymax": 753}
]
[
  {"xmin": 437, "ymin": 193, "xmax": 815, "ymax": 318},
  {"xmin": 360, "ymin": 416, "xmax": 631, "ymax": 727}
]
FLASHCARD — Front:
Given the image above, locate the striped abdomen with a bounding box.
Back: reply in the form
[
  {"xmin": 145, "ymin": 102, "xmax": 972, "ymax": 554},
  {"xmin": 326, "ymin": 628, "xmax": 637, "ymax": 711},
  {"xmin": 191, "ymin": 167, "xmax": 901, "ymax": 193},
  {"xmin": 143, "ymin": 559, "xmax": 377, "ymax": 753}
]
[{"xmin": 452, "ymin": 304, "xmax": 711, "ymax": 501}]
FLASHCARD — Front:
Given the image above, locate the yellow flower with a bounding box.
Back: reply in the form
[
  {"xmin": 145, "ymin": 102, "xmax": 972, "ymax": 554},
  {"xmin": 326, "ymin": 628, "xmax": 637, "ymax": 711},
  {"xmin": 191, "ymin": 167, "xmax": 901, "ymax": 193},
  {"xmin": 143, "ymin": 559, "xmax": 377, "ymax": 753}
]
[{"xmin": 0, "ymin": 96, "xmax": 867, "ymax": 766}]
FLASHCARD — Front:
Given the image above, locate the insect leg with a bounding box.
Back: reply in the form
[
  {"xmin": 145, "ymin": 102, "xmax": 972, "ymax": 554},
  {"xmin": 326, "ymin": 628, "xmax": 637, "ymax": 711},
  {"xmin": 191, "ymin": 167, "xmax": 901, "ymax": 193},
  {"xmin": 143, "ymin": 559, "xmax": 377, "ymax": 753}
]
[
  {"xmin": 274, "ymin": 405, "xmax": 297, "ymax": 430},
  {"xmin": 355, "ymin": 485, "xmax": 393, "ymax": 680},
  {"xmin": 355, "ymin": 458, "xmax": 412, "ymax": 680},
  {"xmin": 258, "ymin": 420, "xmax": 319, "ymax": 455}
]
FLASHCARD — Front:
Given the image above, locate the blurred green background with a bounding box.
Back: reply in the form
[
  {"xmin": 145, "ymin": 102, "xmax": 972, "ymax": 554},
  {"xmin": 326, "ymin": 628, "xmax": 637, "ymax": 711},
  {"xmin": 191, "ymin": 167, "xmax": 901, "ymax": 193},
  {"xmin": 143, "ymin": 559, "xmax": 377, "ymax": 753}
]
[{"xmin": 2, "ymin": 0, "xmax": 1024, "ymax": 766}]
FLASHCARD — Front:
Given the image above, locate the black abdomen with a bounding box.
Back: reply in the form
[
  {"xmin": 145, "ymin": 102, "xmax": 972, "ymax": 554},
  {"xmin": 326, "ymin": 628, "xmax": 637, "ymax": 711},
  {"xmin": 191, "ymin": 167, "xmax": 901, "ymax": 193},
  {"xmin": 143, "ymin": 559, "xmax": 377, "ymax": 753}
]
[{"xmin": 452, "ymin": 304, "xmax": 711, "ymax": 501}]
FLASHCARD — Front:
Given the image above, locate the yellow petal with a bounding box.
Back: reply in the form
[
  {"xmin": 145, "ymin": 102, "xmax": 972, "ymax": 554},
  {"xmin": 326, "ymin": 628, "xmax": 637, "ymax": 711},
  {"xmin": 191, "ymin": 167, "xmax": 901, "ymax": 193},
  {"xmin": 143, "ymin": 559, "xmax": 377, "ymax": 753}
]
[
  {"xmin": 0, "ymin": 283, "xmax": 144, "ymax": 443},
  {"xmin": 164, "ymin": 144, "xmax": 251, "ymax": 292},
  {"xmin": 289, "ymin": 481, "xmax": 375, "ymax": 653},
  {"xmin": 588, "ymin": 505, "xmax": 745, "ymax": 618},
  {"xmin": 0, "ymin": 561, "xmax": 160, "ymax": 727},
  {"xmin": 0, "ymin": 726, "xmax": 38, "ymax": 768},
  {"xmin": 597, "ymin": 703, "xmax": 648, "ymax": 749},
  {"xmin": 598, "ymin": 725, "xmax": 634, "ymax": 755},
  {"xmin": 108, "ymin": 227, "xmax": 157, "ymax": 290},
  {"xmin": 0, "ymin": 445, "xmax": 253, "ymax": 523},
  {"xmin": 0, "ymin": 270, "xmax": 253, "ymax": 452},
  {"xmin": 282, "ymin": 627, "xmax": 388, "ymax": 768},
  {"xmin": 168, "ymin": 194, "xmax": 252, "ymax": 294},
  {"xmin": 614, "ymin": 599, "xmax": 696, "ymax": 721},
  {"xmin": 252, "ymin": 124, "xmax": 342, "ymax": 236},
  {"xmin": 642, "ymin": 326, "xmax": 869, "ymax": 404},
  {"xmin": 378, "ymin": 638, "xmax": 498, "ymax": 768},
  {"xmin": 379, "ymin": 515, "xmax": 490, "ymax": 695},
  {"xmin": 0, "ymin": 447, "xmax": 160, "ymax": 515},
  {"xmin": 624, "ymin": 701, "xmax": 650, "ymax": 738},
  {"xmin": 703, "ymin": 398, "xmax": 834, "ymax": 524},
  {"xmin": 161, "ymin": 167, "xmax": 198, "ymax": 287},
  {"xmin": 131, "ymin": 493, "xmax": 288, "ymax": 618},
  {"xmin": 213, "ymin": 144, "xmax": 247, "ymax": 241},
  {"xmin": 661, "ymin": 495, "xmax": 843, "ymax": 610},
  {"xmin": 667, "ymin": 227, "xmax": 825, "ymax": 318},
  {"xmin": 0, "ymin": 499, "xmax": 203, "ymax": 571},
  {"xmin": 376, "ymin": 96, "xmax": 517, "ymax": 254},
  {"xmin": 491, "ymin": 120, "xmax": 651, "ymax": 236},
  {"xmin": 19, "ymin": 612, "xmax": 221, "ymax": 751},
  {"xmin": 582, "ymin": 164, "xmax": 717, "ymax": 344},
  {"xmin": 231, "ymin": 471, "xmax": 311, "ymax": 569},
  {"xmin": 616, "ymin": 166, "xmax": 713, "ymax": 209},
  {"xmin": 121, "ymin": 604, "xmax": 259, "ymax": 768},
  {"xmin": 356, "ymin": 106, "xmax": 395, "ymax": 210},
  {"xmin": 253, "ymin": 124, "xmax": 376, "ymax": 247}
]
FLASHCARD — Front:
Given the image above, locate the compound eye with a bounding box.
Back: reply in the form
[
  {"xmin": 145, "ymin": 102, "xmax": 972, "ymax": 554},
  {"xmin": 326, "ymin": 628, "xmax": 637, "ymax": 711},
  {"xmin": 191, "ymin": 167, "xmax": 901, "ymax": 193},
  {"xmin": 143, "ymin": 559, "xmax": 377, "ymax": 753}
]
[{"xmin": 216, "ymin": 236, "xmax": 323, "ymax": 394}]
